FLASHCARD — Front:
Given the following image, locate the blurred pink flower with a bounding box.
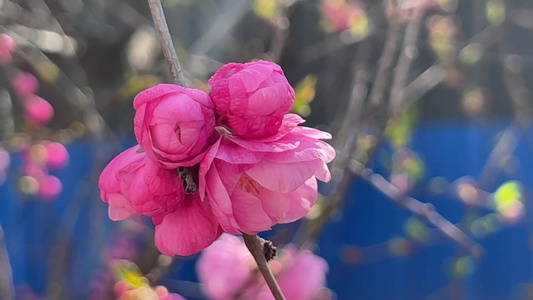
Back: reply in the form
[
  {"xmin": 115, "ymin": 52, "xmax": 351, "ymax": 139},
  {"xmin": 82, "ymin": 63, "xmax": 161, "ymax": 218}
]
[
  {"xmin": 98, "ymin": 145, "xmax": 184, "ymax": 221},
  {"xmin": 201, "ymin": 114, "xmax": 335, "ymax": 234},
  {"xmin": 208, "ymin": 60, "xmax": 295, "ymax": 138},
  {"xmin": 24, "ymin": 96, "xmax": 54, "ymax": 126},
  {"xmin": 197, "ymin": 234, "xmax": 330, "ymax": 300},
  {"xmin": 0, "ymin": 34, "xmax": 15, "ymax": 63},
  {"xmin": 269, "ymin": 245, "xmax": 329, "ymax": 300},
  {"xmin": 134, "ymin": 84, "xmax": 216, "ymax": 168},
  {"xmin": 12, "ymin": 71, "xmax": 39, "ymax": 98},
  {"xmin": 44, "ymin": 142, "xmax": 70, "ymax": 170},
  {"xmin": 196, "ymin": 234, "xmax": 254, "ymax": 300},
  {"xmin": 37, "ymin": 175, "xmax": 62, "ymax": 201},
  {"xmin": 321, "ymin": 0, "xmax": 365, "ymax": 32}
]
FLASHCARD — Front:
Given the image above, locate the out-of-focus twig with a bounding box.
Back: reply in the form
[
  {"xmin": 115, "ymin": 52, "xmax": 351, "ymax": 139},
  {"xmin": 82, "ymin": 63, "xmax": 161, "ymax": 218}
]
[
  {"xmin": 0, "ymin": 225, "xmax": 14, "ymax": 300},
  {"xmin": 389, "ymin": 8, "xmax": 425, "ymax": 116},
  {"xmin": 349, "ymin": 160, "xmax": 483, "ymax": 257},
  {"xmin": 147, "ymin": 0, "xmax": 187, "ymax": 87},
  {"xmin": 243, "ymin": 234, "xmax": 285, "ymax": 300}
]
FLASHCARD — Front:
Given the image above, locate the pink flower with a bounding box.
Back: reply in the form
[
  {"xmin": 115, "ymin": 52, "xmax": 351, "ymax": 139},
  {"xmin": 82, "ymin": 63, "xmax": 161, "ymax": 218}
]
[
  {"xmin": 321, "ymin": 0, "xmax": 365, "ymax": 32},
  {"xmin": 208, "ymin": 60, "xmax": 295, "ymax": 138},
  {"xmin": 12, "ymin": 71, "xmax": 39, "ymax": 98},
  {"xmin": 24, "ymin": 96, "xmax": 54, "ymax": 126},
  {"xmin": 37, "ymin": 175, "xmax": 62, "ymax": 201},
  {"xmin": 201, "ymin": 114, "xmax": 335, "ymax": 234},
  {"xmin": 197, "ymin": 234, "xmax": 330, "ymax": 300},
  {"xmin": 0, "ymin": 34, "xmax": 15, "ymax": 63},
  {"xmin": 134, "ymin": 84, "xmax": 216, "ymax": 168},
  {"xmin": 98, "ymin": 145, "xmax": 184, "ymax": 221},
  {"xmin": 44, "ymin": 142, "xmax": 70, "ymax": 170},
  {"xmin": 99, "ymin": 145, "xmax": 222, "ymax": 255},
  {"xmin": 196, "ymin": 234, "xmax": 254, "ymax": 300},
  {"xmin": 270, "ymin": 246, "xmax": 329, "ymax": 300}
]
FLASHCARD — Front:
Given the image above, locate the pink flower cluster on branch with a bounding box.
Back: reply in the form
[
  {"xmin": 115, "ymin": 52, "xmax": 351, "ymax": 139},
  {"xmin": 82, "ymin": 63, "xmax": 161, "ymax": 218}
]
[
  {"xmin": 99, "ymin": 60, "xmax": 335, "ymax": 256},
  {"xmin": 197, "ymin": 234, "xmax": 331, "ymax": 300}
]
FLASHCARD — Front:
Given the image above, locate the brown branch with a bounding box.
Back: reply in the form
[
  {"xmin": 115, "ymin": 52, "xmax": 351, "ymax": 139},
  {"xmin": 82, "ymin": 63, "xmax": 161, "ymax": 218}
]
[
  {"xmin": 242, "ymin": 234, "xmax": 285, "ymax": 300},
  {"xmin": 147, "ymin": 0, "xmax": 187, "ymax": 87},
  {"xmin": 389, "ymin": 8, "xmax": 425, "ymax": 116},
  {"xmin": 349, "ymin": 160, "xmax": 483, "ymax": 257},
  {"xmin": 147, "ymin": 0, "xmax": 198, "ymax": 194}
]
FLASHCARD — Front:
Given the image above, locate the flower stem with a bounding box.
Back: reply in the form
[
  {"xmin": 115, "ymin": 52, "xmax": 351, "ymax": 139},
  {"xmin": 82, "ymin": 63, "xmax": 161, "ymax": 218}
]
[
  {"xmin": 147, "ymin": 0, "xmax": 188, "ymax": 87},
  {"xmin": 146, "ymin": 0, "xmax": 199, "ymax": 194},
  {"xmin": 242, "ymin": 234, "xmax": 286, "ymax": 300}
]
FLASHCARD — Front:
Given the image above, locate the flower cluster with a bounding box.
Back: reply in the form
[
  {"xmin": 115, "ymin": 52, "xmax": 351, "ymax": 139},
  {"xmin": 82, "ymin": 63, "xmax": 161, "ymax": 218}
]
[
  {"xmin": 18, "ymin": 141, "xmax": 69, "ymax": 201},
  {"xmin": 99, "ymin": 60, "xmax": 335, "ymax": 256},
  {"xmin": 12, "ymin": 71, "xmax": 54, "ymax": 126},
  {"xmin": 197, "ymin": 234, "xmax": 331, "ymax": 300}
]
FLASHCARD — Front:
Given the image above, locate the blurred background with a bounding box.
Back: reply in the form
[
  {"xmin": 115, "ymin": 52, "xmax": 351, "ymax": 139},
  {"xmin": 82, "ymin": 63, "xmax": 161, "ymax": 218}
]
[{"xmin": 1, "ymin": 0, "xmax": 533, "ymax": 299}]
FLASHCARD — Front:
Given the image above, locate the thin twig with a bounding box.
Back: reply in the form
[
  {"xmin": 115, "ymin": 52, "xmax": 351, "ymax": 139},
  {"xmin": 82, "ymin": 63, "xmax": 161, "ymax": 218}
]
[
  {"xmin": 147, "ymin": 0, "xmax": 187, "ymax": 87},
  {"xmin": 0, "ymin": 225, "xmax": 14, "ymax": 300},
  {"xmin": 242, "ymin": 234, "xmax": 285, "ymax": 300},
  {"xmin": 349, "ymin": 160, "xmax": 483, "ymax": 257},
  {"xmin": 146, "ymin": 0, "xmax": 198, "ymax": 195},
  {"xmin": 389, "ymin": 8, "xmax": 425, "ymax": 116}
]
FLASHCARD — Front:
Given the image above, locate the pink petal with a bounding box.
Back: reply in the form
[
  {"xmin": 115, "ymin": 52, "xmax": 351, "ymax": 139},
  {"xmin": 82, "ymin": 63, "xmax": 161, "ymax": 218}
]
[
  {"xmin": 154, "ymin": 193, "xmax": 222, "ymax": 256},
  {"xmin": 205, "ymin": 165, "xmax": 241, "ymax": 234},
  {"xmin": 231, "ymin": 187, "xmax": 274, "ymax": 234},
  {"xmin": 216, "ymin": 140, "xmax": 266, "ymax": 164},
  {"xmin": 245, "ymin": 160, "xmax": 322, "ymax": 193},
  {"xmin": 229, "ymin": 136, "xmax": 299, "ymax": 153},
  {"xmin": 280, "ymin": 177, "xmax": 318, "ymax": 223}
]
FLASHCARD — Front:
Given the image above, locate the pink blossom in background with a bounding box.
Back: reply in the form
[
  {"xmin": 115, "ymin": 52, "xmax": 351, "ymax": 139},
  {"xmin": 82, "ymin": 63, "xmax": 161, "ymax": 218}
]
[
  {"xmin": 134, "ymin": 84, "xmax": 216, "ymax": 168},
  {"xmin": 201, "ymin": 114, "xmax": 335, "ymax": 234},
  {"xmin": 197, "ymin": 234, "xmax": 330, "ymax": 300},
  {"xmin": 0, "ymin": 34, "xmax": 15, "ymax": 63},
  {"xmin": 321, "ymin": 0, "xmax": 365, "ymax": 32},
  {"xmin": 98, "ymin": 145, "xmax": 184, "ymax": 221},
  {"xmin": 208, "ymin": 60, "xmax": 295, "ymax": 138},
  {"xmin": 196, "ymin": 234, "xmax": 254, "ymax": 300},
  {"xmin": 0, "ymin": 147, "xmax": 10, "ymax": 184},
  {"xmin": 12, "ymin": 71, "xmax": 39, "ymax": 98},
  {"xmin": 268, "ymin": 245, "xmax": 329, "ymax": 300},
  {"xmin": 44, "ymin": 142, "xmax": 70, "ymax": 170},
  {"xmin": 24, "ymin": 96, "xmax": 54, "ymax": 126},
  {"xmin": 37, "ymin": 175, "xmax": 62, "ymax": 201},
  {"xmin": 116, "ymin": 284, "xmax": 185, "ymax": 300}
]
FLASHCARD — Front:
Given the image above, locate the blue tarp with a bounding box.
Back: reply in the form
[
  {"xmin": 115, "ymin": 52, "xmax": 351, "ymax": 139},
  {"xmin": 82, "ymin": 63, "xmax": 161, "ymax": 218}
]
[{"xmin": 1, "ymin": 120, "xmax": 533, "ymax": 299}]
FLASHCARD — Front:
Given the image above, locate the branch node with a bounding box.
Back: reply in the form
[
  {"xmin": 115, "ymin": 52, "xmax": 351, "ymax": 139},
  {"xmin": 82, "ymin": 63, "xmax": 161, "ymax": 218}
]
[{"xmin": 261, "ymin": 238, "xmax": 278, "ymax": 262}]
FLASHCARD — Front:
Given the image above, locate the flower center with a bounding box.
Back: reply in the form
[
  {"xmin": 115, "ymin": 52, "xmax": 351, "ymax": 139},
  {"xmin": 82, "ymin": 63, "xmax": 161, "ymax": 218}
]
[{"xmin": 238, "ymin": 173, "xmax": 263, "ymax": 197}]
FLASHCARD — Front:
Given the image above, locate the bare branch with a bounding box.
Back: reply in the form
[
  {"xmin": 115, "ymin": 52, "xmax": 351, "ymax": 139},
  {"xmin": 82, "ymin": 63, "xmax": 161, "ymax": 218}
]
[
  {"xmin": 147, "ymin": 0, "xmax": 187, "ymax": 87},
  {"xmin": 349, "ymin": 160, "xmax": 483, "ymax": 257},
  {"xmin": 243, "ymin": 234, "xmax": 285, "ymax": 300}
]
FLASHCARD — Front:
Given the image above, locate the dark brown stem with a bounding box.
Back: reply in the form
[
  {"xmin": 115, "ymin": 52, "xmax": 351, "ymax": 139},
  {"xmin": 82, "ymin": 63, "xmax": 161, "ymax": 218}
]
[
  {"xmin": 147, "ymin": 0, "xmax": 187, "ymax": 87},
  {"xmin": 242, "ymin": 234, "xmax": 285, "ymax": 300}
]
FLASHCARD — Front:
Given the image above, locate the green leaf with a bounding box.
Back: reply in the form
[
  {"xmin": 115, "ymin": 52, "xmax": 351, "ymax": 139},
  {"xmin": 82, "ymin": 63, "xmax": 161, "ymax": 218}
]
[
  {"xmin": 494, "ymin": 180, "xmax": 522, "ymax": 209},
  {"xmin": 486, "ymin": 0, "xmax": 506, "ymax": 26}
]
